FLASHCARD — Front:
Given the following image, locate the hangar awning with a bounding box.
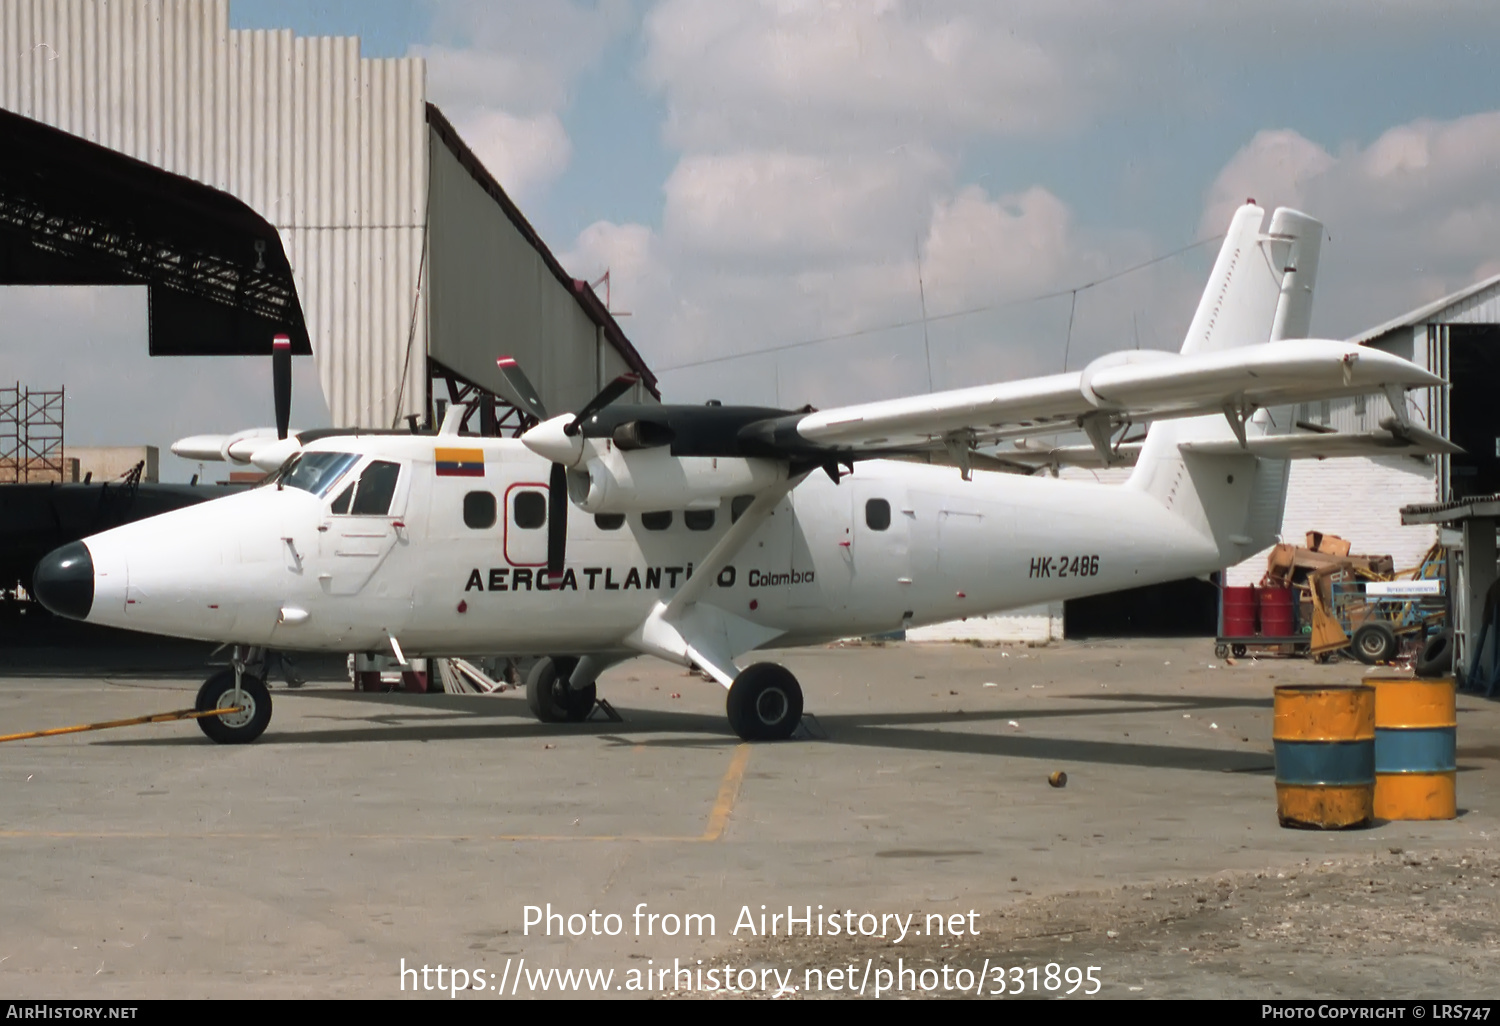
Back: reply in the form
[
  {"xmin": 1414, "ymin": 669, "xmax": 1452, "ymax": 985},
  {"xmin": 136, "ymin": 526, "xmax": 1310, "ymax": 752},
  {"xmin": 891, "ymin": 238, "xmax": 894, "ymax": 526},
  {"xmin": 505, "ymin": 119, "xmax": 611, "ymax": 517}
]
[{"xmin": 0, "ymin": 107, "xmax": 309, "ymax": 357}]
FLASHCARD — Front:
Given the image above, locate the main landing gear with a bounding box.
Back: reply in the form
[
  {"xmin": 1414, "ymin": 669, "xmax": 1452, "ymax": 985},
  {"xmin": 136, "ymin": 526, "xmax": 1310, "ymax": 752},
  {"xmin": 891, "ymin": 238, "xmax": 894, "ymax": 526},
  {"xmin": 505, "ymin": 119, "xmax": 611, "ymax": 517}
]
[
  {"xmin": 523, "ymin": 655, "xmax": 806, "ymax": 741},
  {"xmin": 726, "ymin": 663, "xmax": 803, "ymax": 741},
  {"xmin": 526, "ymin": 657, "xmax": 597, "ymax": 723}
]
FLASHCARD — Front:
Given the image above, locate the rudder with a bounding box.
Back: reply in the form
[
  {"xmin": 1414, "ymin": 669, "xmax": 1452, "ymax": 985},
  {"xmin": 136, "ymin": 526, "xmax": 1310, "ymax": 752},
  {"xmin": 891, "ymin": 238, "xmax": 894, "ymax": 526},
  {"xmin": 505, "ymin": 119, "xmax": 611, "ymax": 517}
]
[{"xmin": 1129, "ymin": 203, "xmax": 1325, "ymax": 561}]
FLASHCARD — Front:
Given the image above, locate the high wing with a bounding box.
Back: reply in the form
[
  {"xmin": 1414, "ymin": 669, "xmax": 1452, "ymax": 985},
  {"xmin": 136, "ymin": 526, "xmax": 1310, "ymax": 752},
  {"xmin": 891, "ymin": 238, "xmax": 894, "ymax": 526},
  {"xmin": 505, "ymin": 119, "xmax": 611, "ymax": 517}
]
[{"xmin": 736, "ymin": 340, "xmax": 1443, "ymax": 460}]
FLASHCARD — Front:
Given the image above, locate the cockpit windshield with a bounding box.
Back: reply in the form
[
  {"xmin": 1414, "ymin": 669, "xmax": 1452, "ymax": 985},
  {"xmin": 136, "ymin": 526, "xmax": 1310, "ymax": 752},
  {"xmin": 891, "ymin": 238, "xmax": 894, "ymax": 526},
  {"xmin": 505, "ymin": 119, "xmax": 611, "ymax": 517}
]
[{"xmin": 267, "ymin": 451, "xmax": 361, "ymax": 497}]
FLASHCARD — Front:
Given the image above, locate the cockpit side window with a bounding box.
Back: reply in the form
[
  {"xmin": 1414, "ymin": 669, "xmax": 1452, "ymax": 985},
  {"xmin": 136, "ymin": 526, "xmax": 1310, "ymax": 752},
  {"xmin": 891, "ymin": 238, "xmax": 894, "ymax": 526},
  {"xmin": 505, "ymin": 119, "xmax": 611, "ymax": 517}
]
[
  {"xmin": 272, "ymin": 451, "xmax": 360, "ymax": 497},
  {"xmin": 349, "ymin": 460, "xmax": 402, "ymax": 515}
]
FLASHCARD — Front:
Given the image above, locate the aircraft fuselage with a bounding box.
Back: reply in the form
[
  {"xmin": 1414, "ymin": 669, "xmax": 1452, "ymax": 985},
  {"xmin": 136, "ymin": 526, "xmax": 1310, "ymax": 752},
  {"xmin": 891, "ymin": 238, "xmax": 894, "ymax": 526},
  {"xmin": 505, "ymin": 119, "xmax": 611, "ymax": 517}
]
[{"xmin": 56, "ymin": 434, "xmax": 1221, "ymax": 658}]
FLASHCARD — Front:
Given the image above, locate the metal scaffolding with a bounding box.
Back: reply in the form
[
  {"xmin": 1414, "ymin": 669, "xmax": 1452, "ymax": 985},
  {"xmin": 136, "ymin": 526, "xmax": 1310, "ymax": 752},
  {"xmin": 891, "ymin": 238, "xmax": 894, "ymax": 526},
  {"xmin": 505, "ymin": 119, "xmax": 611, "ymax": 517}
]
[{"xmin": 0, "ymin": 383, "xmax": 65, "ymax": 483}]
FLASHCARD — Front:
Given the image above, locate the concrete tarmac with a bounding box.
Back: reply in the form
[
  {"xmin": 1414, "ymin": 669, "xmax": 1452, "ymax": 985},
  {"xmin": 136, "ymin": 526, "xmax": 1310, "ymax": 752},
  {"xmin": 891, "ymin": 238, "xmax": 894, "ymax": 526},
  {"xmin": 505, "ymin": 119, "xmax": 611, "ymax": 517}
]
[{"xmin": 0, "ymin": 638, "xmax": 1495, "ymax": 999}]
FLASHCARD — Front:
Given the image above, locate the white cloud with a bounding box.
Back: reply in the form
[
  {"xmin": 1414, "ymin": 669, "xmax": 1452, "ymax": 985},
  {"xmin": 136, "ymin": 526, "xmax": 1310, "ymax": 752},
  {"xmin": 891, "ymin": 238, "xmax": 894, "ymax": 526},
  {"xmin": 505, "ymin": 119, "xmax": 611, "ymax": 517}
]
[
  {"xmin": 450, "ymin": 110, "xmax": 573, "ymax": 204},
  {"xmin": 923, "ymin": 186, "xmax": 1078, "ymax": 310},
  {"xmin": 582, "ymin": 5, "xmax": 1500, "ymax": 411},
  {"xmin": 420, "ymin": 1, "xmax": 632, "ymax": 112},
  {"xmin": 643, "ymin": 0, "xmax": 1081, "ymax": 151},
  {"xmin": 414, "ymin": 0, "xmax": 633, "ymax": 199},
  {"xmin": 663, "ymin": 147, "xmax": 946, "ymax": 266},
  {"xmin": 565, "ymin": 172, "xmax": 1204, "ymax": 409},
  {"xmin": 642, "ymin": 1, "xmax": 1497, "ymax": 153},
  {"xmin": 1203, "ymin": 111, "xmax": 1500, "ymax": 337}
]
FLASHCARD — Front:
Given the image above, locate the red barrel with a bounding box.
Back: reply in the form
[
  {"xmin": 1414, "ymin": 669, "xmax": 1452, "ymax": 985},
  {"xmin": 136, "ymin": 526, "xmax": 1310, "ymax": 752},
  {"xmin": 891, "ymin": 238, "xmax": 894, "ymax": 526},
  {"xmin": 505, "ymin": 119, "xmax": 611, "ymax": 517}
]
[
  {"xmin": 1258, "ymin": 586, "xmax": 1295, "ymax": 638},
  {"xmin": 1223, "ymin": 586, "xmax": 1258, "ymax": 637}
]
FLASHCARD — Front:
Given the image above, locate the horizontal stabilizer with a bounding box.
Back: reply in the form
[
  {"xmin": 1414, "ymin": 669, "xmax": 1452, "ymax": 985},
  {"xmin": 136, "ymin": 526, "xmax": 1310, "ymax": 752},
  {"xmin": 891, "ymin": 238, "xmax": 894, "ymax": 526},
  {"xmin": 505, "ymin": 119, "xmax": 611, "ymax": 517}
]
[
  {"xmin": 1180, "ymin": 420, "xmax": 1461, "ymax": 459},
  {"xmin": 1002, "ymin": 420, "xmax": 1458, "ymax": 468}
]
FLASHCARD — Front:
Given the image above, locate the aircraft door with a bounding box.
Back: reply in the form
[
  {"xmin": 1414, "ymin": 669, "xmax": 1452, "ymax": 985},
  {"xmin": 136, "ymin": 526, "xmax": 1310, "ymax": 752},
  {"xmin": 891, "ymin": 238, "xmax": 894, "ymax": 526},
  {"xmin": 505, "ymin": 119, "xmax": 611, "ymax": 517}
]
[
  {"xmin": 849, "ymin": 477, "xmax": 912, "ymax": 615},
  {"xmin": 934, "ymin": 499, "xmax": 1001, "ymax": 600},
  {"xmin": 319, "ymin": 459, "xmax": 409, "ymax": 596}
]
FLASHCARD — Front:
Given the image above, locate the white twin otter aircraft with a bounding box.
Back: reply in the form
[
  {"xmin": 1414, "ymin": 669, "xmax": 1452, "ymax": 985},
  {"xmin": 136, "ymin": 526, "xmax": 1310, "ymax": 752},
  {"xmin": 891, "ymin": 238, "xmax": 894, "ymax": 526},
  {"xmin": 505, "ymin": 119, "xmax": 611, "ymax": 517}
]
[{"xmin": 32, "ymin": 203, "xmax": 1451, "ymax": 744}]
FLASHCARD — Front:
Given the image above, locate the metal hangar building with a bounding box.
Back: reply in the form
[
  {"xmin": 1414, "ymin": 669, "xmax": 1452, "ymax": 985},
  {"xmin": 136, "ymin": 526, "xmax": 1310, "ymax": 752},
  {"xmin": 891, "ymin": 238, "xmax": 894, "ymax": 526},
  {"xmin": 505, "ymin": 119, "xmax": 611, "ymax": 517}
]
[
  {"xmin": 1224, "ymin": 273, "xmax": 1500, "ymax": 587},
  {"xmin": 0, "ymin": 0, "xmax": 655, "ymax": 431}
]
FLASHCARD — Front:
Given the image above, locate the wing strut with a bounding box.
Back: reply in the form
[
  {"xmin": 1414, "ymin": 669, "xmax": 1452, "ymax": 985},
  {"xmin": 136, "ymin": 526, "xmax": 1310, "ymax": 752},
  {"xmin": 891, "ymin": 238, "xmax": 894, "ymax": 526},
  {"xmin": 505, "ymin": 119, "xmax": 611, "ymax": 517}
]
[
  {"xmin": 942, "ymin": 429, "xmax": 975, "ymax": 481},
  {"xmin": 1079, "ymin": 412, "xmax": 1124, "ymax": 466},
  {"xmin": 625, "ymin": 474, "xmax": 806, "ymax": 686}
]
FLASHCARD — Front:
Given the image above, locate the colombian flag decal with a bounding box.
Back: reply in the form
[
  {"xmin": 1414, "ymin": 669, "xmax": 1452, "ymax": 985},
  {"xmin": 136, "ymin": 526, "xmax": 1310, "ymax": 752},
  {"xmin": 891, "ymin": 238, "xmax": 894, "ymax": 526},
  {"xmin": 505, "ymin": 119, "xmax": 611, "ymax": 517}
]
[{"xmin": 435, "ymin": 447, "xmax": 485, "ymax": 477}]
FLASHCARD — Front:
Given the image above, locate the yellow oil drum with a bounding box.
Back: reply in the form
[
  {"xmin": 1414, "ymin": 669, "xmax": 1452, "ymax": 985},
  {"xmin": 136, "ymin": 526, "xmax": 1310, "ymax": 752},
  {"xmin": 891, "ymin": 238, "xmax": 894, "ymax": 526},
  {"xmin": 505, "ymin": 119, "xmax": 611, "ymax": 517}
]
[
  {"xmin": 1273, "ymin": 685, "xmax": 1375, "ymax": 829},
  {"xmin": 1365, "ymin": 672, "xmax": 1457, "ymax": 821}
]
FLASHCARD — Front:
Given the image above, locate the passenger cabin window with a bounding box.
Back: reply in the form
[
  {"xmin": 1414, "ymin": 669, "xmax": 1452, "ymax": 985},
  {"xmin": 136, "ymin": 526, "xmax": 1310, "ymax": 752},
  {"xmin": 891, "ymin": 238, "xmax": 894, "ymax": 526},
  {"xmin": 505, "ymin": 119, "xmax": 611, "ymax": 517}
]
[
  {"xmin": 641, "ymin": 511, "xmax": 672, "ymax": 531},
  {"xmin": 594, "ymin": 513, "xmax": 625, "ymax": 531},
  {"xmin": 349, "ymin": 460, "xmax": 402, "ymax": 516},
  {"xmin": 684, "ymin": 509, "xmax": 715, "ymax": 531},
  {"xmin": 273, "ymin": 451, "xmax": 359, "ymax": 497},
  {"xmin": 464, "ymin": 491, "xmax": 497, "ymax": 529},
  {"xmin": 865, "ymin": 498, "xmax": 891, "ymax": 531},
  {"xmin": 730, "ymin": 494, "xmax": 755, "ymax": 523},
  {"xmin": 513, "ymin": 490, "xmax": 547, "ymax": 529}
]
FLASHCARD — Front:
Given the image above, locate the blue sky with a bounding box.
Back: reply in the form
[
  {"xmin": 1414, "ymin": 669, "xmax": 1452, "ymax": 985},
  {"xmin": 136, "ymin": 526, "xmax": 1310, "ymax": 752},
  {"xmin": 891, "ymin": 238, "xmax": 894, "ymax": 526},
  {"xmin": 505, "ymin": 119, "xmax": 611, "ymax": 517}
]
[{"xmin": 6, "ymin": 1, "xmax": 1500, "ymax": 478}]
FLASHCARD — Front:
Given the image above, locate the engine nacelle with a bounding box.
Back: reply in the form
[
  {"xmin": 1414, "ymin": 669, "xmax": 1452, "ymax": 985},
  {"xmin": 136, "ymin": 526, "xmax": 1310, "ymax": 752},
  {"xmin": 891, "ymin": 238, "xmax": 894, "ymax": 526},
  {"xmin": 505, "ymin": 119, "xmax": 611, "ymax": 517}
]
[{"xmin": 567, "ymin": 448, "xmax": 787, "ymax": 514}]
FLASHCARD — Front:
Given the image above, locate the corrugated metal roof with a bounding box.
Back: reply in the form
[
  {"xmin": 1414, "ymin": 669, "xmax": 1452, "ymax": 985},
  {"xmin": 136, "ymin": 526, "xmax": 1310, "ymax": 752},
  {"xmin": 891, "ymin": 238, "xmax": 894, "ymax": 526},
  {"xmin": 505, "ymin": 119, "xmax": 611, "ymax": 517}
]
[{"xmin": 1350, "ymin": 272, "xmax": 1500, "ymax": 346}]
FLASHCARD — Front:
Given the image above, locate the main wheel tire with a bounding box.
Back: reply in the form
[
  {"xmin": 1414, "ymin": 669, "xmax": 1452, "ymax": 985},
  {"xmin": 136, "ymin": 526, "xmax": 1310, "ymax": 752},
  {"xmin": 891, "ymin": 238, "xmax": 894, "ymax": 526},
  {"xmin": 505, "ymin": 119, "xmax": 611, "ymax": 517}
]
[
  {"xmin": 1414, "ymin": 630, "xmax": 1454, "ymax": 678},
  {"xmin": 1352, "ymin": 622, "xmax": 1398, "ymax": 665},
  {"xmin": 195, "ymin": 670, "xmax": 272, "ymax": 745},
  {"xmin": 726, "ymin": 663, "xmax": 803, "ymax": 741},
  {"xmin": 526, "ymin": 657, "xmax": 581, "ymax": 723}
]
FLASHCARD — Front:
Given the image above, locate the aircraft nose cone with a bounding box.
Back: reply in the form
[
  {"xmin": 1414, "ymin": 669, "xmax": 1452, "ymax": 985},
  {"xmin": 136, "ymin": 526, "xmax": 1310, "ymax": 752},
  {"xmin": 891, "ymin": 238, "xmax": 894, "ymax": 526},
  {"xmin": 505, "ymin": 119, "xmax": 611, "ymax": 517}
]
[{"xmin": 33, "ymin": 541, "xmax": 95, "ymax": 620}]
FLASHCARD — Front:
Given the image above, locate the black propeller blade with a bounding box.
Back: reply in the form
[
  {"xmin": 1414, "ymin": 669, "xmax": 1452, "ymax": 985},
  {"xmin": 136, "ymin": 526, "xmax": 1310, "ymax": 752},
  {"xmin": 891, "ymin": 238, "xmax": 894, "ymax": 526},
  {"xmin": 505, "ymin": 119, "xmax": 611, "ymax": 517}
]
[
  {"xmin": 497, "ymin": 366, "xmax": 640, "ymax": 581},
  {"xmin": 547, "ymin": 461, "xmax": 569, "ymax": 581},
  {"xmin": 272, "ymin": 334, "xmax": 292, "ymax": 441},
  {"xmin": 566, "ymin": 373, "xmax": 639, "ymax": 435},
  {"xmin": 495, "ymin": 357, "xmax": 549, "ymax": 423}
]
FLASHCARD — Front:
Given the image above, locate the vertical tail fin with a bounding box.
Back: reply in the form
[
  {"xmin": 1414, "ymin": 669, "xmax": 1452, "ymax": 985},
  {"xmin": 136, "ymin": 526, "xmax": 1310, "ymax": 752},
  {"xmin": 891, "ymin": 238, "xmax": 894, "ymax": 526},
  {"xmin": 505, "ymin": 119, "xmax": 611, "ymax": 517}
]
[{"xmin": 1128, "ymin": 203, "xmax": 1324, "ymax": 560}]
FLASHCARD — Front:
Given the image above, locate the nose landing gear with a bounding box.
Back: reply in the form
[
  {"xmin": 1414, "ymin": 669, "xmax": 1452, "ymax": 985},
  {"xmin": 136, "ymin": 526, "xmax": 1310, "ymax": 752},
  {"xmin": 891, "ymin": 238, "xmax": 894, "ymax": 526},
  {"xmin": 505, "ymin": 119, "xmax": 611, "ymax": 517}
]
[{"xmin": 195, "ymin": 667, "xmax": 272, "ymax": 744}]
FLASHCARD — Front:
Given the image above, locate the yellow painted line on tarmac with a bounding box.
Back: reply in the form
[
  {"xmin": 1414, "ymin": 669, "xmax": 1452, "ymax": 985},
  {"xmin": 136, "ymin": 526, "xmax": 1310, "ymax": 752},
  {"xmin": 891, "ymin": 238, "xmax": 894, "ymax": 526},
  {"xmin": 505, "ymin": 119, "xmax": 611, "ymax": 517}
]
[
  {"xmin": 0, "ymin": 744, "xmax": 755, "ymax": 845},
  {"xmin": 701, "ymin": 743, "xmax": 752, "ymax": 842},
  {"xmin": 0, "ymin": 831, "xmax": 695, "ymax": 843}
]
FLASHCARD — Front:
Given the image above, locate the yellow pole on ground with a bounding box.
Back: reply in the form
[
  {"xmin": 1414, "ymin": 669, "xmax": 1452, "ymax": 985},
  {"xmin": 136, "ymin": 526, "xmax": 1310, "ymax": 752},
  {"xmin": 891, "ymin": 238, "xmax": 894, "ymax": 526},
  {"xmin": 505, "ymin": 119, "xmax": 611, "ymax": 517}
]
[{"xmin": 0, "ymin": 707, "xmax": 243, "ymax": 744}]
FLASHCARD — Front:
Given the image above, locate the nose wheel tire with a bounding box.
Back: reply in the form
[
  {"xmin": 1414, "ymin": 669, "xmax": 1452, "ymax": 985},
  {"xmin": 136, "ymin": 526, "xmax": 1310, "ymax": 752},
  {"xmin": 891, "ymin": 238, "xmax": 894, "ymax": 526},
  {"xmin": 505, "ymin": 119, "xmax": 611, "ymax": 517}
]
[
  {"xmin": 526, "ymin": 657, "xmax": 596, "ymax": 723},
  {"xmin": 726, "ymin": 663, "xmax": 803, "ymax": 741},
  {"xmin": 195, "ymin": 670, "xmax": 272, "ymax": 745}
]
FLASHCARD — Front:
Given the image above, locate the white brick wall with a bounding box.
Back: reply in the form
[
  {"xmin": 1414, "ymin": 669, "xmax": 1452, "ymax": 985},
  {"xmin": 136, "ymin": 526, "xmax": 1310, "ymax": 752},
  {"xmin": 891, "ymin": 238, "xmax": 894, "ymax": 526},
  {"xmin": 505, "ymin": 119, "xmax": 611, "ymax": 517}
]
[{"xmin": 1226, "ymin": 455, "xmax": 1439, "ymax": 585}]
